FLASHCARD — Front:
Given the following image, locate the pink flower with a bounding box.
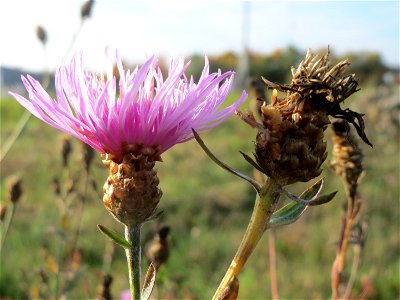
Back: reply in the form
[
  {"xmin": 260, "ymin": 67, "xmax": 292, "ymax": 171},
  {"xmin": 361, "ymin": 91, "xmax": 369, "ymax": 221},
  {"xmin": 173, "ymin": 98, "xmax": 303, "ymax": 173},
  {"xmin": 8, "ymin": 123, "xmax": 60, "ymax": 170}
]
[{"xmin": 10, "ymin": 49, "xmax": 247, "ymax": 157}]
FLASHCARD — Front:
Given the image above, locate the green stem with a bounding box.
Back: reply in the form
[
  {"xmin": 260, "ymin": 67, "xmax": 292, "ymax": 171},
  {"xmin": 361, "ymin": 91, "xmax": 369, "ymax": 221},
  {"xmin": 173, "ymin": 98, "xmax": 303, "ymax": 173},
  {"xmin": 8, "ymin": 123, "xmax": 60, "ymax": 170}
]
[
  {"xmin": 125, "ymin": 224, "xmax": 142, "ymax": 300},
  {"xmin": 212, "ymin": 180, "xmax": 280, "ymax": 299},
  {"xmin": 0, "ymin": 111, "xmax": 31, "ymax": 163}
]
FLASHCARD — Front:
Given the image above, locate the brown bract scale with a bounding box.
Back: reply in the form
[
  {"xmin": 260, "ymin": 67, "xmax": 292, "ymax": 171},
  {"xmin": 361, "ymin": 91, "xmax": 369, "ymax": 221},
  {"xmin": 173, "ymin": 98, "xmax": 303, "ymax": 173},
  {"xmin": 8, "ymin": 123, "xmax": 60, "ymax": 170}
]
[
  {"xmin": 238, "ymin": 49, "xmax": 370, "ymax": 186},
  {"xmin": 102, "ymin": 144, "xmax": 162, "ymax": 226}
]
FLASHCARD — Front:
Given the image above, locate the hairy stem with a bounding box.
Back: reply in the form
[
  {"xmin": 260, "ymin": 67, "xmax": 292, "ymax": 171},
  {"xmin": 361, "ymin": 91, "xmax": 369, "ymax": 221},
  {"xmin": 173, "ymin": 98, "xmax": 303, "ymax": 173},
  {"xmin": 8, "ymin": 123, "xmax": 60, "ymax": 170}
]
[
  {"xmin": 212, "ymin": 180, "xmax": 280, "ymax": 299},
  {"xmin": 125, "ymin": 224, "xmax": 142, "ymax": 300}
]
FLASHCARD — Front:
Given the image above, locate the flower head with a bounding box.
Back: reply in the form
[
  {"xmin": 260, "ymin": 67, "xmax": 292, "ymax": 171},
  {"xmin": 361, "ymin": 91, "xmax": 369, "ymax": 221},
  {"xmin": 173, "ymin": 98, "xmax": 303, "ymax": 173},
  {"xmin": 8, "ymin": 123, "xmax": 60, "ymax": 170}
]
[
  {"xmin": 10, "ymin": 49, "xmax": 247, "ymax": 162},
  {"xmin": 238, "ymin": 49, "xmax": 370, "ymax": 186}
]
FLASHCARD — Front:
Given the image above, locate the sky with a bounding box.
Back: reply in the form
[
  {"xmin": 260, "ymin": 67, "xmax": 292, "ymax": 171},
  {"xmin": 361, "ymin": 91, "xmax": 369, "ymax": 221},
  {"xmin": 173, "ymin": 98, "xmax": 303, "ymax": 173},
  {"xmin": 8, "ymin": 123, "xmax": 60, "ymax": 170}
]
[{"xmin": 0, "ymin": 0, "xmax": 399, "ymax": 73}]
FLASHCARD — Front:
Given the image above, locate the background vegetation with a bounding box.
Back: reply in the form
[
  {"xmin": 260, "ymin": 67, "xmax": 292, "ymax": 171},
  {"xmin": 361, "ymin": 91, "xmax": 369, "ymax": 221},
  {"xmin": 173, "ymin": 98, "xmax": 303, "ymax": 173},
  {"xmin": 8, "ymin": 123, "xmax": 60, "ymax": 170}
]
[{"xmin": 0, "ymin": 49, "xmax": 399, "ymax": 299}]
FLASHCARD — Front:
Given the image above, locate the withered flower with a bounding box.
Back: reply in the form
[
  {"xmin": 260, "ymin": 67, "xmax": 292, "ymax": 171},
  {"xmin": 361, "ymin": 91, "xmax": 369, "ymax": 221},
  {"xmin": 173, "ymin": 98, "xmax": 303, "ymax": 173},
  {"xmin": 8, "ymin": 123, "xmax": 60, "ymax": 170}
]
[{"xmin": 238, "ymin": 49, "xmax": 371, "ymax": 186}]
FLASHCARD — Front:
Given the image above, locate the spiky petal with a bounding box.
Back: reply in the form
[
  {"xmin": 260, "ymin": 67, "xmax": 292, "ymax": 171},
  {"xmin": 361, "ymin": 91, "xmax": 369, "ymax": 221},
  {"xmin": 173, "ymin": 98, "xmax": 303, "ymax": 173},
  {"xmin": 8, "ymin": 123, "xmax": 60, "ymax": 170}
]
[{"xmin": 10, "ymin": 49, "xmax": 247, "ymax": 160}]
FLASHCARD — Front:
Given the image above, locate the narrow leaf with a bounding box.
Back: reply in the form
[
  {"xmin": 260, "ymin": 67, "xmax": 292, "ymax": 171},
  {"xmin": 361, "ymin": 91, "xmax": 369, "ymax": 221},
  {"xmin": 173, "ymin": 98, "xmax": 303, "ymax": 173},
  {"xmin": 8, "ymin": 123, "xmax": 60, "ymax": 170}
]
[
  {"xmin": 299, "ymin": 178, "xmax": 324, "ymax": 200},
  {"xmin": 192, "ymin": 129, "xmax": 261, "ymax": 192},
  {"xmin": 269, "ymin": 178, "xmax": 325, "ymax": 228},
  {"xmin": 269, "ymin": 201, "xmax": 308, "ymax": 228},
  {"xmin": 97, "ymin": 224, "xmax": 131, "ymax": 249},
  {"xmin": 308, "ymin": 191, "xmax": 337, "ymax": 206},
  {"xmin": 141, "ymin": 262, "xmax": 156, "ymax": 300},
  {"xmin": 239, "ymin": 151, "xmax": 264, "ymax": 173},
  {"xmin": 279, "ymin": 188, "xmax": 336, "ymax": 206}
]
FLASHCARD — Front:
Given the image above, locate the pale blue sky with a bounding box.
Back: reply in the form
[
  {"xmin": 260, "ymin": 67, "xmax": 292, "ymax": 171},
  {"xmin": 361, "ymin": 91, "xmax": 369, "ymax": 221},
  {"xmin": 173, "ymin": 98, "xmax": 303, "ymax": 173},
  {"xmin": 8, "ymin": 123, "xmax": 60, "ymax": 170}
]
[{"xmin": 0, "ymin": 0, "xmax": 398, "ymax": 72}]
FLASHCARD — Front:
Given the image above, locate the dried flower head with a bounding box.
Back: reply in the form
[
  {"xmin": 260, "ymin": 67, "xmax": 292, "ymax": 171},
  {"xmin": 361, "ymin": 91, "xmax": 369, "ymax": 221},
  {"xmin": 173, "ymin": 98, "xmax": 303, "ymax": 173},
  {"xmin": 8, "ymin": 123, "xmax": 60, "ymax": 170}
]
[
  {"xmin": 82, "ymin": 142, "xmax": 95, "ymax": 173},
  {"xmin": 239, "ymin": 49, "xmax": 370, "ymax": 186},
  {"xmin": 330, "ymin": 119, "xmax": 364, "ymax": 199},
  {"xmin": 52, "ymin": 178, "xmax": 61, "ymax": 195},
  {"xmin": 36, "ymin": 25, "xmax": 47, "ymax": 45},
  {"xmin": 7, "ymin": 176, "xmax": 23, "ymax": 204},
  {"xmin": 144, "ymin": 225, "xmax": 170, "ymax": 269},
  {"xmin": 61, "ymin": 136, "xmax": 72, "ymax": 167},
  {"xmin": 81, "ymin": 0, "xmax": 94, "ymax": 19},
  {"xmin": 10, "ymin": 48, "xmax": 246, "ymax": 225}
]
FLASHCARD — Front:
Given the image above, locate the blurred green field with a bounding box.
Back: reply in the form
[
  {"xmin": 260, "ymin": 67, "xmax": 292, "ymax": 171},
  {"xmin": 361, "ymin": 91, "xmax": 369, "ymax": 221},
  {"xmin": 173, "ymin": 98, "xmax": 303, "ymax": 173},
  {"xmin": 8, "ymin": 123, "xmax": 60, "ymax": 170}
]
[{"xmin": 0, "ymin": 85, "xmax": 399, "ymax": 299}]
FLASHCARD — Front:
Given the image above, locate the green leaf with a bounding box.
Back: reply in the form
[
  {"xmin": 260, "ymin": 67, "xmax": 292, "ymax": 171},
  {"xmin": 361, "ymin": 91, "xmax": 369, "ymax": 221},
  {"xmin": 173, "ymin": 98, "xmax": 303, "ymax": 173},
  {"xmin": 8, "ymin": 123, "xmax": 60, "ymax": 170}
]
[
  {"xmin": 141, "ymin": 262, "xmax": 156, "ymax": 300},
  {"xmin": 307, "ymin": 191, "xmax": 337, "ymax": 206},
  {"xmin": 97, "ymin": 224, "xmax": 131, "ymax": 249},
  {"xmin": 299, "ymin": 178, "xmax": 324, "ymax": 200},
  {"xmin": 269, "ymin": 201, "xmax": 308, "ymax": 228},
  {"xmin": 269, "ymin": 178, "xmax": 325, "ymax": 228},
  {"xmin": 239, "ymin": 151, "xmax": 264, "ymax": 173}
]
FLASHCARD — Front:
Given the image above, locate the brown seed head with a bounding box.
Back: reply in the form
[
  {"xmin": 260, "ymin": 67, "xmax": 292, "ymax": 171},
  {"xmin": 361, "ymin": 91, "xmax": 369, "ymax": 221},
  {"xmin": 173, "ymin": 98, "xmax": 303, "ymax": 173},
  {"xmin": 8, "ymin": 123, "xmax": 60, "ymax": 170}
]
[
  {"xmin": 144, "ymin": 225, "xmax": 170, "ymax": 269},
  {"xmin": 7, "ymin": 176, "xmax": 23, "ymax": 204},
  {"xmin": 81, "ymin": 0, "xmax": 95, "ymax": 19},
  {"xmin": 330, "ymin": 119, "xmax": 364, "ymax": 198},
  {"xmin": 239, "ymin": 49, "xmax": 370, "ymax": 186},
  {"xmin": 52, "ymin": 178, "xmax": 61, "ymax": 195},
  {"xmin": 36, "ymin": 25, "xmax": 47, "ymax": 45},
  {"xmin": 61, "ymin": 136, "xmax": 72, "ymax": 168},
  {"xmin": 102, "ymin": 144, "xmax": 162, "ymax": 226},
  {"xmin": 82, "ymin": 142, "xmax": 95, "ymax": 173}
]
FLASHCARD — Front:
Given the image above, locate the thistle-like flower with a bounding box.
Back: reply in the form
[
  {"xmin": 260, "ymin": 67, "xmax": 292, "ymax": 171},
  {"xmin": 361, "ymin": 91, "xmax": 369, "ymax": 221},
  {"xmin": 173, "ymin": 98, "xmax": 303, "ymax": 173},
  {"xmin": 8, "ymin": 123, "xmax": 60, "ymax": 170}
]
[
  {"xmin": 10, "ymin": 48, "xmax": 247, "ymax": 225},
  {"xmin": 238, "ymin": 49, "xmax": 371, "ymax": 186}
]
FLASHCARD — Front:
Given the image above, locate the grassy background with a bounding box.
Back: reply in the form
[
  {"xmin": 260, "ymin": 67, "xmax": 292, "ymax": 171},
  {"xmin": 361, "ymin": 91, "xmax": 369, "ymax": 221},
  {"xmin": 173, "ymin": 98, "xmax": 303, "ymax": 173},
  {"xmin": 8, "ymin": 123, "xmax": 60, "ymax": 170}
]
[{"xmin": 0, "ymin": 84, "xmax": 399, "ymax": 299}]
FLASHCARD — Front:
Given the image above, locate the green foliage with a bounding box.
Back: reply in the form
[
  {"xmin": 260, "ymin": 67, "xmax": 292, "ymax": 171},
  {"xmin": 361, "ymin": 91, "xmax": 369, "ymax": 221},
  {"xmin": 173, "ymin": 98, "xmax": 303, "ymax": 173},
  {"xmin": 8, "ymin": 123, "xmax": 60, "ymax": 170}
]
[
  {"xmin": 1, "ymin": 82, "xmax": 399, "ymax": 299},
  {"xmin": 186, "ymin": 46, "xmax": 390, "ymax": 85}
]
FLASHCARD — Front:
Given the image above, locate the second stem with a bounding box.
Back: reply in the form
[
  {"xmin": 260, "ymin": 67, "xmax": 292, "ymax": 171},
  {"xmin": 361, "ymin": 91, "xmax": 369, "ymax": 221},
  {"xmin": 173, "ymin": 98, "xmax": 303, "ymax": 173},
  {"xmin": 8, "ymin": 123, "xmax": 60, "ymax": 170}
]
[{"xmin": 212, "ymin": 179, "xmax": 280, "ymax": 299}]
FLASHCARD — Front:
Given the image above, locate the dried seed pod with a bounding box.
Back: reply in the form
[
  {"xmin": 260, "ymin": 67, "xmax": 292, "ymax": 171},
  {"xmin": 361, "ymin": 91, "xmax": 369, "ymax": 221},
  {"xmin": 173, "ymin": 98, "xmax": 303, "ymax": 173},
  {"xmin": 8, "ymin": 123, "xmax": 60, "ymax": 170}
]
[
  {"xmin": 82, "ymin": 142, "xmax": 95, "ymax": 173},
  {"xmin": 36, "ymin": 25, "xmax": 47, "ymax": 45},
  {"xmin": 61, "ymin": 136, "xmax": 72, "ymax": 168},
  {"xmin": 100, "ymin": 274, "xmax": 113, "ymax": 300},
  {"xmin": 7, "ymin": 176, "xmax": 23, "ymax": 204},
  {"xmin": 330, "ymin": 119, "xmax": 364, "ymax": 199},
  {"xmin": 103, "ymin": 144, "xmax": 162, "ymax": 226},
  {"xmin": 52, "ymin": 178, "xmax": 61, "ymax": 195},
  {"xmin": 81, "ymin": 0, "xmax": 94, "ymax": 19},
  {"xmin": 144, "ymin": 225, "xmax": 170, "ymax": 270}
]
